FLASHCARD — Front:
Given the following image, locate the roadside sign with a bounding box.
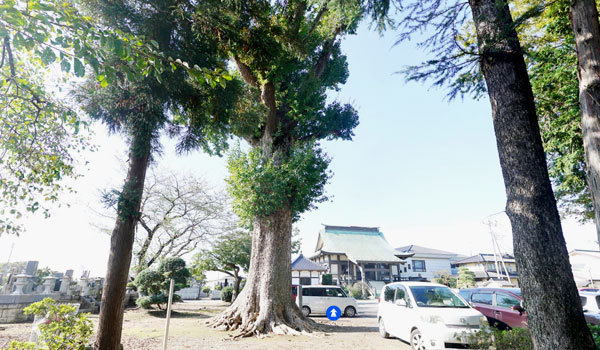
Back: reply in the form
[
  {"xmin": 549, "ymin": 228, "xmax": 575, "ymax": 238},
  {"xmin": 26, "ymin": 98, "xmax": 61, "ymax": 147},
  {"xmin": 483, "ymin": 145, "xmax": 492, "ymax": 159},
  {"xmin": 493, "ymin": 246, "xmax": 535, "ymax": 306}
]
[{"xmin": 326, "ymin": 305, "xmax": 341, "ymax": 321}]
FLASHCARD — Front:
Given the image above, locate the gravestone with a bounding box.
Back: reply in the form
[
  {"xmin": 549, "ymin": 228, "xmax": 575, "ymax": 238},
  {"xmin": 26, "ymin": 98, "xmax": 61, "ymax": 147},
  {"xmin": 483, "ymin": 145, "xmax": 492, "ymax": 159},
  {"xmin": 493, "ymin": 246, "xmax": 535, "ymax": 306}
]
[
  {"xmin": 65, "ymin": 270, "xmax": 74, "ymax": 278},
  {"xmin": 24, "ymin": 261, "xmax": 38, "ymax": 276}
]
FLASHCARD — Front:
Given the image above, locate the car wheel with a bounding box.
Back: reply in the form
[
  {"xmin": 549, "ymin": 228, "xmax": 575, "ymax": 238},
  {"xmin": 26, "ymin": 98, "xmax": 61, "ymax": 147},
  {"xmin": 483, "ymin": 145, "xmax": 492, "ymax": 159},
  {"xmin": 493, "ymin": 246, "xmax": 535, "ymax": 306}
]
[
  {"xmin": 301, "ymin": 306, "xmax": 311, "ymax": 317},
  {"xmin": 344, "ymin": 306, "xmax": 356, "ymax": 317},
  {"xmin": 378, "ymin": 318, "xmax": 390, "ymax": 338},
  {"xmin": 410, "ymin": 328, "xmax": 426, "ymax": 350}
]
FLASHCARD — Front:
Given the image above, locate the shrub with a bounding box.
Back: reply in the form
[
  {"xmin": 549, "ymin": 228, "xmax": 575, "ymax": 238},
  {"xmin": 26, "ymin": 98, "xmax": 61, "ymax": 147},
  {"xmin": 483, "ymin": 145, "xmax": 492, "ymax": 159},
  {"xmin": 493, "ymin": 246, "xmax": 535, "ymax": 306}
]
[
  {"xmin": 6, "ymin": 298, "xmax": 93, "ymax": 350},
  {"xmin": 348, "ymin": 285, "xmax": 366, "ymax": 299},
  {"xmin": 136, "ymin": 294, "xmax": 181, "ymax": 309},
  {"xmin": 157, "ymin": 257, "xmax": 190, "ymax": 291},
  {"xmin": 321, "ymin": 274, "xmax": 333, "ymax": 285},
  {"xmin": 133, "ymin": 269, "xmax": 163, "ymax": 296},
  {"xmin": 590, "ymin": 324, "xmax": 600, "ymax": 348},
  {"xmin": 214, "ymin": 284, "xmax": 223, "ymax": 290},
  {"xmin": 202, "ymin": 286, "xmax": 211, "ymax": 293},
  {"xmin": 221, "ymin": 286, "xmax": 234, "ymax": 302}
]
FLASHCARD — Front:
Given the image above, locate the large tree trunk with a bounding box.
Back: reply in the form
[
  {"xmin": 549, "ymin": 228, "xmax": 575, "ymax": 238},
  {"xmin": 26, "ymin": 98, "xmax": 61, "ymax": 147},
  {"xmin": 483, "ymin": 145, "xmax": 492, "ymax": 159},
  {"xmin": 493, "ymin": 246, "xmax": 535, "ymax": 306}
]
[
  {"xmin": 208, "ymin": 204, "xmax": 316, "ymax": 336},
  {"xmin": 469, "ymin": 0, "xmax": 595, "ymax": 348},
  {"xmin": 95, "ymin": 132, "xmax": 152, "ymax": 350},
  {"xmin": 570, "ymin": 0, "xmax": 600, "ymax": 249}
]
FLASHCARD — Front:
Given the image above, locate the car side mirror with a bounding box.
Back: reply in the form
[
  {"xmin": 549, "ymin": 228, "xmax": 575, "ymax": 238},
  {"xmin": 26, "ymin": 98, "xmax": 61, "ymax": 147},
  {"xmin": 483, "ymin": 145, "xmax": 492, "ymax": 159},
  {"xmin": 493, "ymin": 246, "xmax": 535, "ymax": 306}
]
[
  {"xmin": 395, "ymin": 299, "xmax": 407, "ymax": 307},
  {"xmin": 511, "ymin": 305, "xmax": 525, "ymax": 315}
]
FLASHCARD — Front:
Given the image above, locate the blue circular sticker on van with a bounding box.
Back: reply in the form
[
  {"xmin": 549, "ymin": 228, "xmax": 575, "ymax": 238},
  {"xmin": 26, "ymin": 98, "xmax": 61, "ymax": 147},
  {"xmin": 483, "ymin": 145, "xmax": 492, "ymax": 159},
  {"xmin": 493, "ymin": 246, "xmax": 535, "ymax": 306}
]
[{"xmin": 326, "ymin": 305, "xmax": 341, "ymax": 321}]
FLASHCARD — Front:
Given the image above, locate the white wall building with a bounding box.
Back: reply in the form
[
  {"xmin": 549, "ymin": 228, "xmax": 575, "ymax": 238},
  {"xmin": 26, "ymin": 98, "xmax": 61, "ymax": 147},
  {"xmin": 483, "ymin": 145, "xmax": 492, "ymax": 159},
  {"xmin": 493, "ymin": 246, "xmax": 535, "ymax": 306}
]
[
  {"xmin": 569, "ymin": 249, "xmax": 600, "ymax": 287},
  {"xmin": 395, "ymin": 245, "xmax": 459, "ymax": 281}
]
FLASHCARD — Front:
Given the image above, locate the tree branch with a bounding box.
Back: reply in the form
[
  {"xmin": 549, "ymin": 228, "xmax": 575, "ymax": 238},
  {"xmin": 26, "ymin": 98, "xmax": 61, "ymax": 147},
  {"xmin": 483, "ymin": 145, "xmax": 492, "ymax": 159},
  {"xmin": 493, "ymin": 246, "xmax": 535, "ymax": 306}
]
[{"xmin": 232, "ymin": 56, "xmax": 259, "ymax": 88}]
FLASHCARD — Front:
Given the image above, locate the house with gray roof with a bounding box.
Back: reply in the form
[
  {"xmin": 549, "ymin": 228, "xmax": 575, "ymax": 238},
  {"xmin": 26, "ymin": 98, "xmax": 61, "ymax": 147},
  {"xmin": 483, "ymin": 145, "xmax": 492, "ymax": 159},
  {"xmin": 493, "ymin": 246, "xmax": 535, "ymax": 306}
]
[
  {"xmin": 291, "ymin": 253, "xmax": 326, "ymax": 286},
  {"xmin": 452, "ymin": 253, "xmax": 518, "ymax": 285},
  {"xmin": 396, "ymin": 245, "xmax": 459, "ymax": 281},
  {"xmin": 309, "ymin": 225, "xmax": 413, "ymax": 287}
]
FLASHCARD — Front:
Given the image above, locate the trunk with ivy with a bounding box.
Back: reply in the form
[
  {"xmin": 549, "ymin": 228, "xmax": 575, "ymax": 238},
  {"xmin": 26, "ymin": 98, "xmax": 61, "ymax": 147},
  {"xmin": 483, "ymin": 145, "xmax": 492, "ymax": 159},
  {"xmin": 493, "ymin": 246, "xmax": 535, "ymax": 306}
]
[
  {"xmin": 570, "ymin": 0, "xmax": 600, "ymax": 249},
  {"xmin": 95, "ymin": 131, "xmax": 152, "ymax": 350},
  {"xmin": 469, "ymin": 0, "xmax": 595, "ymax": 348}
]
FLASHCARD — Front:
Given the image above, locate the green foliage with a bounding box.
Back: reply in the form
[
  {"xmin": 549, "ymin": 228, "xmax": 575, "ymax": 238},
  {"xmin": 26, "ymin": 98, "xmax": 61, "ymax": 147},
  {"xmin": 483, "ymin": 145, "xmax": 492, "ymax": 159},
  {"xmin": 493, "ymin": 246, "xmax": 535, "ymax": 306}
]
[
  {"xmin": 214, "ymin": 284, "xmax": 223, "ymax": 291},
  {"xmin": 461, "ymin": 325, "xmax": 533, "ymax": 350},
  {"xmin": 434, "ymin": 272, "xmax": 457, "ymax": 288},
  {"xmin": 457, "ymin": 267, "xmax": 476, "ymax": 288},
  {"xmin": 321, "ymin": 274, "xmax": 333, "ymax": 285},
  {"xmin": 201, "ymin": 286, "xmax": 211, "ymax": 293},
  {"xmin": 221, "ymin": 286, "xmax": 234, "ymax": 302},
  {"xmin": 227, "ymin": 144, "xmax": 331, "ymax": 223},
  {"xmin": 191, "ymin": 231, "xmax": 251, "ymax": 280},
  {"xmin": 522, "ymin": 0, "xmax": 591, "ymax": 221},
  {"xmin": 135, "ymin": 294, "xmax": 181, "ymax": 309},
  {"xmin": 590, "ymin": 324, "xmax": 600, "ymax": 347},
  {"xmin": 3, "ymin": 298, "xmax": 93, "ymax": 350},
  {"xmin": 157, "ymin": 257, "xmax": 190, "ymax": 292},
  {"xmin": 133, "ymin": 269, "xmax": 163, "ymax": 297},
  {"xmin": 134, "ymin": 258, "xmax": 190, "ymax": 308},
  {"xmin": 348, "ymin": 284, "xmax": 367, "ymax": 300},
  {"xmin": 462, "ymin": 323, "xmax": 600, "ymax": 349}
]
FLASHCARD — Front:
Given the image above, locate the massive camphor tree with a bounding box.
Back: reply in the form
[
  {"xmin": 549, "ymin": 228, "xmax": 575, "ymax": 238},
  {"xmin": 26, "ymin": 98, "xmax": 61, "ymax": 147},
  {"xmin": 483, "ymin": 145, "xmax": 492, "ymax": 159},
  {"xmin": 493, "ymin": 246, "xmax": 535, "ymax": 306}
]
[{"xmin": 187, "ymin": 0, "xmax": 389, "ymax": 336}]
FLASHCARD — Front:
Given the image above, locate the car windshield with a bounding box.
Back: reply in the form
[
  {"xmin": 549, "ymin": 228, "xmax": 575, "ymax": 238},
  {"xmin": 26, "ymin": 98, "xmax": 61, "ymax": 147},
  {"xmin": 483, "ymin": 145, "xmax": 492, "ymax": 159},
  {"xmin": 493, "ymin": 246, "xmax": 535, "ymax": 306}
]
[{"xmin": 409, "ymin": 286, "xmax": 469, "ymax": 308}]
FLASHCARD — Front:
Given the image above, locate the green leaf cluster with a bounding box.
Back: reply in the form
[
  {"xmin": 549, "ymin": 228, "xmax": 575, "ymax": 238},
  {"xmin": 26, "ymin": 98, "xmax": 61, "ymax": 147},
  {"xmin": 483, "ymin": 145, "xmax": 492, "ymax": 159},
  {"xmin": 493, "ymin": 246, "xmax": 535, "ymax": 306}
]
[
  {"xmin": 2, "ymin": 298, "xmax": 93, "ymax": 350},
  {"xmin": 192, "ymin": 230, "xmax": 252, "ymax": 278},
  {"xmin": 226, "ymin": 144, "xmax": 330, "ymax": 223},
  {"xmin": 134, "ymin": 257, "xmax": 190, "ymax": 299}
]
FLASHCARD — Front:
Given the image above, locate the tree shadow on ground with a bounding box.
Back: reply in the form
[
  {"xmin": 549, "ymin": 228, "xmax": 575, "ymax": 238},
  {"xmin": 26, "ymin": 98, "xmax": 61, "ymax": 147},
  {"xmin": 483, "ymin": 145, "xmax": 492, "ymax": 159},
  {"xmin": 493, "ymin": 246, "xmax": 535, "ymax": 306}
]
[
  {"xmin": 146, "ymin": 310, "xmax": 212, "ymax": 319},
  {"xmin": 321, "ymin": 324, "xmax": 378, "ymax": 333}
]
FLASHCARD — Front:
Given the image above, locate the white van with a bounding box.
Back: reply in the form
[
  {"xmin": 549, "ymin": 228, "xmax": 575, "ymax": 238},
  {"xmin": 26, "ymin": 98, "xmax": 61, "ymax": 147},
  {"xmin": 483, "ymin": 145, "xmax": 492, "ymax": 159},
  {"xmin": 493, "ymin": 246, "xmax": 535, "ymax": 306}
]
[
  {"xmin": 377, "ymin": 282, "xmax": 486, "ymax": 350},
  {"xmin": 300, "ymin": 285, "xmax": 358, "ymax": 317}
]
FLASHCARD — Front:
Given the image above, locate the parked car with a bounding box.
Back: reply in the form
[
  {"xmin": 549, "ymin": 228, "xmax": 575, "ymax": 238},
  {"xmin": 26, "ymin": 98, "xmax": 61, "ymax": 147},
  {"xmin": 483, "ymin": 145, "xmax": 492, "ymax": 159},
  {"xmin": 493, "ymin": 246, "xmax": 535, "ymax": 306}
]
[
  {"xmin": 580, "ymin": 291, "xmax": 600, "ymax": 325},
  {"xmin": 300, "ymin": 285, "xmax": 358, "ymax": 317},
  {"xmin": 378, "ymin": 282, "xmax": 485, "ymax": 350},
  {"xmin": 458, "ymin": 287, "xmax": 527, "ymax": 329}
]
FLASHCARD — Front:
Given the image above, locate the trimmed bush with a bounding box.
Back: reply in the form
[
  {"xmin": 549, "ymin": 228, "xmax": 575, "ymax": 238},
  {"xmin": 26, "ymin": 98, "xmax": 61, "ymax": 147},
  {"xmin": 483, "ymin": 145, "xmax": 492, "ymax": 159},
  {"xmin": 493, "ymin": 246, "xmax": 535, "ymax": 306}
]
[
  {"xmin": 321, "ymin": 274, "xmax": 333, "ymax": 285},
  {"xmin": 136, "ymin": 294, "xmax": 181, "ymax": 309},
  {"xmin": 221, "ymin": 286, "xmax": 234, "ymax": 302},
  {"xmin": 202, "ymin": 286, "xmax": 211, "ymax": 294},
  {"xmin": 214, "ymin": 284, "xmax": 223, "ymax": 290}
]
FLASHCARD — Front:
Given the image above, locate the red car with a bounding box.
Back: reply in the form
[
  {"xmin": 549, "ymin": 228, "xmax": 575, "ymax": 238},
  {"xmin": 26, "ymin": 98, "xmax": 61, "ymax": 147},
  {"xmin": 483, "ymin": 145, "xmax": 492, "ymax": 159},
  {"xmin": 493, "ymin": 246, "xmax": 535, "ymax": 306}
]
[{"xmin": 459, "ymin": 288, "xmax": 527, "ymax": 329}]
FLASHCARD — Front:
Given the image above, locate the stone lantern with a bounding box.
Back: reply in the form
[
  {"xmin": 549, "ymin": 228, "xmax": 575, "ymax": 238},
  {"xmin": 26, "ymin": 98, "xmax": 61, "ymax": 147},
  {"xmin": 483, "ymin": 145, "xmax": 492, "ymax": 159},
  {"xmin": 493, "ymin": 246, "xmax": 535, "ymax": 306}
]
[
  {"xmin": 11, "ymin": 274, "xmax": 31, "ymax": 295},
  {"xmin": 42, "ymin": 276, "xmax": 56, "ymax": 294}
]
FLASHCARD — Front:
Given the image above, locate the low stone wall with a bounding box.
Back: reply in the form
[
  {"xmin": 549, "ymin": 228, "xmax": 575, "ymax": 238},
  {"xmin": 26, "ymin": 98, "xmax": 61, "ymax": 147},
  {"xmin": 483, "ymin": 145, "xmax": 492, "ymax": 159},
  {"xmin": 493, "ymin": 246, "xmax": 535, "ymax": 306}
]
[
  {"xmin": 176, "ymin": 286, "xmax": 201, "ymax": 300},
  {"xmin": 0, "ymin": 294, "xmax": 48, "ymax": 323},
  {"xmin": 0, "ymin": 294, "xmax": 80, "ymax": 323}
]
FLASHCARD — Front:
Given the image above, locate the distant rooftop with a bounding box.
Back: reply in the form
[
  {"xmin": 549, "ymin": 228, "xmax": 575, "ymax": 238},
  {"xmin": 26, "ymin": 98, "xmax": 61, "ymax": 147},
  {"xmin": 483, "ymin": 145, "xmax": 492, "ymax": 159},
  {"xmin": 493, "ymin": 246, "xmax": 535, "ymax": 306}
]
[
  {"xmin": 396, "ymin": 245, "xmax": 459, "ymax": 257},
  {"xmin": 454, "ymin": 253, "xmax": 515, "ymax": 264},
  {"xmin": 315, "ymin": 225, "xmax": 413, "ymax": 263},
  {"xmin": 292, "ymin": 253, "xmax": 326, "ymax": 271}
]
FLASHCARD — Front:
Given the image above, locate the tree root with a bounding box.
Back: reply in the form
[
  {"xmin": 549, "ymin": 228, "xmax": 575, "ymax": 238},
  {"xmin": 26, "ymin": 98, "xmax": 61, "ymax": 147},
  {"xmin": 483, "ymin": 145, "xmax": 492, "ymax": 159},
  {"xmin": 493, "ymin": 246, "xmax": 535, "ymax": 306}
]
[{"xmin": 207, "ymin": 302, "xmax": 323, "ymax": 338}]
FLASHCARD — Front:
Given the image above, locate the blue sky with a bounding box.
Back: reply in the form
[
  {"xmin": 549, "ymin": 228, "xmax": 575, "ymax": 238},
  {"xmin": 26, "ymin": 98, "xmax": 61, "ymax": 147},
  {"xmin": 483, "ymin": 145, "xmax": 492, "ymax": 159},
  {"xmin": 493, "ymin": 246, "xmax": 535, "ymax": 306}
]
[{"xmin": 0, "ymin": 23, "xmax": 596, "ymax": 276}]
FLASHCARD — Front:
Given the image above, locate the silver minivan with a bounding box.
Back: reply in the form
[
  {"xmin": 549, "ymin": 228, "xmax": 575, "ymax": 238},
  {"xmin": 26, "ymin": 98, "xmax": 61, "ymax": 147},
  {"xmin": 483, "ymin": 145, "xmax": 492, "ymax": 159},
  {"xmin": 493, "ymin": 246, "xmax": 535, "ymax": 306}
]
[{"xmin": 300, "ymin": 285, "xmax": 358, "ymax": 317}]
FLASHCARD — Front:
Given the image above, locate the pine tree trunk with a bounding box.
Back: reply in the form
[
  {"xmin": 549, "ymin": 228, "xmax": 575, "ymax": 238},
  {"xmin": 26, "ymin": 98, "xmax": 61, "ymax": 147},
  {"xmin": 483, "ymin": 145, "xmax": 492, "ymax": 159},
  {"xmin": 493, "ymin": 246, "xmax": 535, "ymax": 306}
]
[
  {"xmin": 570, "ymin": 0, "xmax": 600, "ymax": 250},
  {"xmin": 95, "ymin": 132, "xmax": 152, "ymax": 350},
  {"xmin": 208, "ymin": 204, "xmax": 316, "ymax": 336},
  {"xmin": 468, "ymin": 0, "xmax": 595, "ymax": 348}
]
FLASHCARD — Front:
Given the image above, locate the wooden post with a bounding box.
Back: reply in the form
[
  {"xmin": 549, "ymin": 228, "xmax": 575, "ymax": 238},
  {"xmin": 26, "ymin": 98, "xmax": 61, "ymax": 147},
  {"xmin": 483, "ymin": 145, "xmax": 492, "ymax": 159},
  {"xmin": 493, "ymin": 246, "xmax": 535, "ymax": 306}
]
[{"xmin": 162, "ymin": 279, "xmax": 175, "ymax": 350}]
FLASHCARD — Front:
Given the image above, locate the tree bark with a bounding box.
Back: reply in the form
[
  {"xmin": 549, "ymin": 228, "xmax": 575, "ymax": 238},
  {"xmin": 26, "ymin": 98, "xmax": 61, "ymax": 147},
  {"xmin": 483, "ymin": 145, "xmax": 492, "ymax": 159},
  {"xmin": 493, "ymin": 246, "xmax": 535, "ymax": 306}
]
[
  {"xmin": 469, "ymin": 0, "xmax": 595, "ymax": 348},
  {"xmin": 232, "ymin": 268, "xmax": 241, "ymax": 302},
  {"xmin": 570, "ymin": 0, "xmax": 600, "ymax": 250},
  {"xmin": 95, "ymin": 132, "xmax": 152, "ymax": 350},
  {"xmin": 208, "ymin": 204, "xmax": 316, "ymax": 336}
]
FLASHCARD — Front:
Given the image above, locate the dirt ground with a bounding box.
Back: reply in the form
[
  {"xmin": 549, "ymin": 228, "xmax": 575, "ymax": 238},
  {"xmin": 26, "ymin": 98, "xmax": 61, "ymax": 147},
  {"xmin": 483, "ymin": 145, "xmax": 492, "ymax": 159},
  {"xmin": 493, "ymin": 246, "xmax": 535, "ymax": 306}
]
[{"xmin": 0, "ymin": 300, "xmax": 411, "ymax": 349}]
